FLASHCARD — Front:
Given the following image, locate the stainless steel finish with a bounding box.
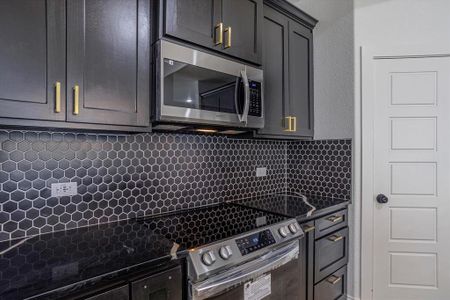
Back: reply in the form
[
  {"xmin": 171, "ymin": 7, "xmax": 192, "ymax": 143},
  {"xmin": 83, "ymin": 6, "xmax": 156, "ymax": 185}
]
[
  {"xmin": 218, "ymin": 246, "xmax": 232, "ymax": 260},
  {"xmin": 201, "ymin": 251, "xmax": 216, "ymax": 266},
  {"xmin": 278, "ymin": 226, "xmax": 288, "ymax": 237},
  {"xmin": 191, "ymin": 240, "xmax": 299, "ymax": 300},
  {"xmin": 188, "ymin": 218, "xmax": 303, "ymax": 282},
  {"xmin": 156, "ymin": 40, "xmax": 264, "ymax": 128}
]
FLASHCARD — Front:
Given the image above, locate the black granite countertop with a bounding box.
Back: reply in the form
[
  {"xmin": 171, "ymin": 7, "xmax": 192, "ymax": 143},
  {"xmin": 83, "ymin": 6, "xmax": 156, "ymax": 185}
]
[
  {"xmin": 233, "ymin": 193, "xmax": 349, "ymax": 222},
  {"xmin": 0, "ymin": 202, "xmax": 289, "ymax": 300}
]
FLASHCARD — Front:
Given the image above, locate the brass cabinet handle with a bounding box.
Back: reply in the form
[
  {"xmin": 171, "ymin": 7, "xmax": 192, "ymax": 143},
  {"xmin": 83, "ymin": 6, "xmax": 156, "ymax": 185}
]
[
  {"xmin": 54, "ymin": 81, "xmax": 61, "ymax": 113},
  {"xmin": 73, "ymin": 85, "xmax": 79, "ymax": 115},
  {"xmin": 224, "ymin": 26, "xmax": 231, "ymax": 48},
  {"xmin": 284, "ymin": 116, "xmax": 293, "ymax": 132},
  {"xmin": 302, "ymin": 224, "xmax": 315, "ymax": 233},
  {"xmin": 328, "ymin": 235, "xmax": 343, "ymax": 242},
  {"xmin": 326, "ymin": 215, "xmax": 343, "ymax": 223},
  {"xmin": 326, "ymin": 275, "xmax": 342, "ymax": 285},
  {"xmin": 292, "ymin": 116, "xmax": 297, "ymax": 132},
  {"xmin": 214, "ymin": 22, "xmax": 223, "ymax": 45}
]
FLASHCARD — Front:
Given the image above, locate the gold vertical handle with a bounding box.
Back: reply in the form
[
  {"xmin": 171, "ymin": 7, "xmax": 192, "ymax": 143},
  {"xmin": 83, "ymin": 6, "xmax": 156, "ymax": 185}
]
[
  {"xmin": 292, "ymin": 116, "xmax": 297, "ymax": 132},
  {"xmin": 73, "ymin": 85, "xmax": 79, "ymax": 115},
  {"xmin": 224, "ymin": 26, "xmax": 231, "ymax": 48},
  {"xmin": 214, "ymin": 22, "xmax": 223, "ymax": 45},
  {"xmin": 284, "ymin": 116, "xmax": 292, "ymax": 132},
  {"xmin": 54, "ymin": 82, "xmax": 61, "ymax": 113}
]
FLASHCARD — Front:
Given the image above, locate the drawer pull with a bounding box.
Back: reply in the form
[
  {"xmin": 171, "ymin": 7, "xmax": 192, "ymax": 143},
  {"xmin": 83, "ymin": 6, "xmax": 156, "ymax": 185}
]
[
  {"xmin": 327, "ymin": 235, "xmax": 343, "ymax": 242},
  {"xmin": 326, "ymin": 215, "xmax": 343, "ymax": 223},
  {"xmin": 302, "ymin": 225, "xmax": 315, "ymax": 233},
  {"xmin": 326, "ymin": 275, "xmax": 342, "ymax": 285}
]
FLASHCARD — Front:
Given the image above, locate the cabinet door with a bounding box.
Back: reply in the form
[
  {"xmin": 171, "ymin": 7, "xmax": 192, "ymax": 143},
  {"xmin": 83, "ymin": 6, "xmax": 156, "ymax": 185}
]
[
  {"xmin": 164, "ymin": 0, "xmax": 221, "ymax": 50},
  {"xmin": 67, "ymin": 0, "xmax": 150, "ymax": 126},
  {"xmin": 288, "ymin": 20, "xmax": 314, "ymax": 137},
  {"xmin": 301, "ymin": 221, "xmax": 316, "ymax": 300},
  {"xmin": 221, "ymin": 0, "xmax": 262, "ymax": 64},
  {"xmin": 85, "ymin": 285, "xmax": 129, "ymax": 300},
  {"xmin": 131, "ymin": 267, "xmax": 182, "ymax": 300},
  {"xmin": 0, "ymin": 0, "xmax": 66, "ymax": 121},
  {"xmin": 256, "ymin": 5, "xmax": 289, "ymax": 137}
]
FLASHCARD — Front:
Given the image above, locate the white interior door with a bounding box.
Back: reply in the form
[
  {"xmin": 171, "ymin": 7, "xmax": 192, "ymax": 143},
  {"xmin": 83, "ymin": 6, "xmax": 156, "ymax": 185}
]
[{"xmin": 365, "ymin": 52, "xmax": 450, "ymax": 300}]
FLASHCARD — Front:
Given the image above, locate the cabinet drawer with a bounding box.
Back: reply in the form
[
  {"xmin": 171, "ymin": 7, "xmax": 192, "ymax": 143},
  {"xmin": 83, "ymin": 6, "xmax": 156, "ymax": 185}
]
[
  {"xmin": 314, "ymin": 210, "xmax": 347, "ymax": 239},
  {"xmin": 314, "ymin": 266, "xmax": 347, "ymax": 300},
  {"xmin": 314, "ymin": 227, "xmax": 349, "ymax": 283}
]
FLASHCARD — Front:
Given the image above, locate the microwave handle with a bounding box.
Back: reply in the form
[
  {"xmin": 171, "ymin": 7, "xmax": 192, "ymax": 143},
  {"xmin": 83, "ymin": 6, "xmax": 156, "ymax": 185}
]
[{"xmin": 235, "ymin": 69, "xmax": 250, "ymax": 125}]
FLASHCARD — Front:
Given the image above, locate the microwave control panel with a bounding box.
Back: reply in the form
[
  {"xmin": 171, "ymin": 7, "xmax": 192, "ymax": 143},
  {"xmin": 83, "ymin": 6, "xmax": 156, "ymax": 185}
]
[{"xmin": 249, "ymin": 81, "xmax": 262, "ymax": 117}]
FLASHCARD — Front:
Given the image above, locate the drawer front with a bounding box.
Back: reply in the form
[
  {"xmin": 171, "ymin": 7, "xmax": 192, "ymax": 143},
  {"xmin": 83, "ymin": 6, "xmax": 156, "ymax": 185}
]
[
  {"xmin": 314, "ymin": 210, "xmax": 348, "ymax": 239},
  {"xmin": 314, "ymin": 266, "xmax": 347, "ymax": 300},
  {"xmin": 314, "ymin": 227, "xmax": 349, "ymax": 283}
]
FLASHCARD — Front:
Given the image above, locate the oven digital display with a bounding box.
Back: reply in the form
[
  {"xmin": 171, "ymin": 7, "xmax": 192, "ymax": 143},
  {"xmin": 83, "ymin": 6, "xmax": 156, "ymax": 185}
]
[{"xmin": 235, "ymin": 229, "xmax": 276, "ymax": 255}]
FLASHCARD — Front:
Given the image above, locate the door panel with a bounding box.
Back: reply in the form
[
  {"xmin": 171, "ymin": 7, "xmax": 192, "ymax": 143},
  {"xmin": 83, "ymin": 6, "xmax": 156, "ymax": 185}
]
[
  {"xmin": 288, "ymin": 21, "xmax": 313, "ymax": 137},
  {"xmin": 372, "ymin": 56, "xmax": 450, "ymax": 299},
  {"xmin": 0, "ymin": 0, "xmax": 65, "ymax": 120},
  {"xmin": 164, "ymin": 0, "xmax": 220, "ymax": 50},
  {"xmin": 86, "ymin": 285, "xmax": 129, "ymax": 300},
  {"xmin": 67, "ymin": 0, "xmax": 150, "ymax": 126},
  {"xmin": 257, "ymin": 5, "xmax": 289, "ymax": 136},
  {"xmin": 221, "ymin": 0, "xmax": 262, "ymax": 64}
]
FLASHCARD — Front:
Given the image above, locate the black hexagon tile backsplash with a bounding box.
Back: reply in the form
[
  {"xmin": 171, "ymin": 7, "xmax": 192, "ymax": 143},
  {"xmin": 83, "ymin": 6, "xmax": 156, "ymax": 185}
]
[{"xmin": 0, "ymin": 130, "xmax": 351, "ymax": 242}]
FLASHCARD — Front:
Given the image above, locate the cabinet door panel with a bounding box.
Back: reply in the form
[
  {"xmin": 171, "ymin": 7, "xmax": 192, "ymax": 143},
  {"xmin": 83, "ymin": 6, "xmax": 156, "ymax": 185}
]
[
  {"xmin": 257, "ymin": 5, "xmax": 289, "ymax": 136},
  {"xmin": 67, "ymin": 0, "xmax": 150, "ymax": 126},
  {"xmin": 164, "ymin": 0, "xmax": 220, "ymax": 50},
  {"xmin": 288, "ymin": 21, "xmax": 314, "ymax": 137},
  {"xmin": 221, "ymin": 0, "xmax": 262, "ymax": 64},
  {"xmin": 0, "ymin": 0, "xmax": 65, "ymax": 121}
]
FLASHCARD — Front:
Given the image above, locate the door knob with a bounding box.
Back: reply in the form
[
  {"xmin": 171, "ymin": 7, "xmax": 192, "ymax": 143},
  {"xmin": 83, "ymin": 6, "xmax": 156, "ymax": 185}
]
[{"xmin": 376, "ymin": 194, "xmax": 388, "ymax": 204}]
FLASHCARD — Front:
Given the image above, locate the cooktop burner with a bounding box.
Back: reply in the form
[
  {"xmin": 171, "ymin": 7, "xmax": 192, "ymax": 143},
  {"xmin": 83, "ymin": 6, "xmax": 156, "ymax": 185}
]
[{"xmin": 138, "ymin": 203, "xmax": 288, "ymax": 251}]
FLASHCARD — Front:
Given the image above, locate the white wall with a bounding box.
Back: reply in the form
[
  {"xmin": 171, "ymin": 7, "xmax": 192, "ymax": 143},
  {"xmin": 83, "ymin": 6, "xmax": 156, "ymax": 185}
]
[
  {"xmin": 354, "ymin": 1, "xmax": 450, "ymax": 299},
  {"xmin": 289, "ymin": 0, "xmax": 354, "ymax": 140}
]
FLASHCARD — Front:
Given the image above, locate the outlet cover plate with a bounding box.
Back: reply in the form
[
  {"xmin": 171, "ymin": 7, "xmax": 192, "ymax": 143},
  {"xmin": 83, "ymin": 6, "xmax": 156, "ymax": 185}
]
[
  {"xmin": 256, "ymin": 167, "xmax": 267, "ymax": 177},
  {"xmin": 51, "ymin": 182, "xmax": 78, "ymax": 197}
]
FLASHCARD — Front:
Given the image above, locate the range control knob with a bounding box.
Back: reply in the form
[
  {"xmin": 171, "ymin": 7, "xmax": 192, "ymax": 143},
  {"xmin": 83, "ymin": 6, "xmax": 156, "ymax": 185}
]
[
  {"xmin": 219, "ymin": 245, "xmax": 233, "ymax": 260},
  {"xmin": 201, "ymin": 251, "xmax": 216, "ymax": 266},
  {"xmin": 288, "ymin": 223, "xmax": 299, "ymax": 234},
  {"xmin": 278, "ymin": 226, "xmax": 289, "ymax": 238}
]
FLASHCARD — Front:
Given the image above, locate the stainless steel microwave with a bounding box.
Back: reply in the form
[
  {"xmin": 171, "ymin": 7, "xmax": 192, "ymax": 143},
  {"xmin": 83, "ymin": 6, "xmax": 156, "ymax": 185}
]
[{"xmin": 154, "ymin": 40, "xmax": 264, "ymax": 129}]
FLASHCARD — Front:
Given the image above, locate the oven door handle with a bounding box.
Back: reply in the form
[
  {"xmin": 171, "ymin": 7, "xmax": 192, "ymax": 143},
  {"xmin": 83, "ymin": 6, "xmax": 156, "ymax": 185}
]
[
  {"xmin": 235, "ymin": 68, "xmax": 250, "ymax": 125},
  {"xmin": 191, "ymin": 241, "xmax": 299, "ymax": 300}
]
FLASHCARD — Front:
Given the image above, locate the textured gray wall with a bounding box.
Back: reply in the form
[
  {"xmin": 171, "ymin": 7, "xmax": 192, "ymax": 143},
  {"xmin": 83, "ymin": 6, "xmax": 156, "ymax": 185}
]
[{"xmin": 288, "ymin": 0, "xmax": 354, "ymax": 140}]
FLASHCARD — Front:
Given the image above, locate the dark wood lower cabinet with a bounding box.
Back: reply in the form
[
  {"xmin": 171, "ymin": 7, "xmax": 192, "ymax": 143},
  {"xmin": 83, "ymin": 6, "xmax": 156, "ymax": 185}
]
[
  {"xmin": 314, "ymin": 267, "xmax": 347, "ymax": 300},
  {"xmin": 85, "ymin": 285, "xmax": 129, "ymax": 300},
  {"xmin": 300, "ymin": 208, "xmax": 349, "ymax": 300}
]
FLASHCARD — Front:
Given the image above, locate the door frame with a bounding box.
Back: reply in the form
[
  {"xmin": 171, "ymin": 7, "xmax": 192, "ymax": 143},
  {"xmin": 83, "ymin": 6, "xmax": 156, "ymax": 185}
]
[{"xmin": 360, "ymin": 45, "xmax": 450, "ymax": 300}]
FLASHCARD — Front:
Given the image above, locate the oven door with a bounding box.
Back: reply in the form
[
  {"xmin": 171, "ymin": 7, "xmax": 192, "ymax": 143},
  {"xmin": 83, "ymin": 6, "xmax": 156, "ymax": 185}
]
[
  {"xmin": 156, "ymin": 40, "xmax": 264, "ymax": 128},
  {"xmin": 190, "ymin": 241, "xmax": 302, "ymax": 300}
]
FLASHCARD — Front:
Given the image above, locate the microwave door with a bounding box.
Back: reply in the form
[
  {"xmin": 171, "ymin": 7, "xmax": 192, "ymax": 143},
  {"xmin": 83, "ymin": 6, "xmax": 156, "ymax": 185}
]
[{"xmin": 235, "ymin": 69, "xmax": 250, "ymax": 125}]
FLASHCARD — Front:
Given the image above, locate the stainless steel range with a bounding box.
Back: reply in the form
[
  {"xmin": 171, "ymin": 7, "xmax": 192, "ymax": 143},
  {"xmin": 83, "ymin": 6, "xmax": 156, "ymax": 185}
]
[{"xmin": 187, "ymin": 210, "xmax": 304, "ymax": 299}]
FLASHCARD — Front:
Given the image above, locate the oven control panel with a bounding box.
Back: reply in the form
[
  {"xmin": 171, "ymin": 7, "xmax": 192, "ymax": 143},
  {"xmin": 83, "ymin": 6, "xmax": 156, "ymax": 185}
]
[{"xmin": 235, "ymin": 229, "xmax": 275, "ymax": 255}]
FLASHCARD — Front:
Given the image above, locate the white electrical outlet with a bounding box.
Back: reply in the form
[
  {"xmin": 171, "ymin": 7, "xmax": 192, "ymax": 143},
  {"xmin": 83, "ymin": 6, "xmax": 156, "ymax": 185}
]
[
  {"xmin": 51, "ymin": 182, "xmax": 78, "ymax": 197},
  {"xmin": 256, "ymin": 167, "xmax": 267, "ymax": 177}
]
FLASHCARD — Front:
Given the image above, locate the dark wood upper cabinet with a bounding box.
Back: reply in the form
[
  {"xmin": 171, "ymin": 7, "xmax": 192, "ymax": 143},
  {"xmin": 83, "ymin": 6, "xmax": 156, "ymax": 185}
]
[
  {"xmin": 220, "ymin": 0, "xmax": 263, "ymax": 64},
  {"xmin": 164, "ymin": 0, "xmax": 220, "ymax": 50},
  {"xmin": 256, "ymin": 5, "xmax": 289, "ymax": 136},
  {"xmin": 0, "ymin": 0, "xmax": 66, "ymax": 121},
  {"xmin": 162, "ymin": 0, "xmax": 262, "ymax": 65},
  {"xmin": 256, "ymin": 1, "xmax": 316, "ymax": 139},
  {"xmin": 66, "ymin": 0, "xmax": 150, "ymax": 127},
  {"xmin": 288, "ymin": 20, "xmax": 314, "ymax": 137}
]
